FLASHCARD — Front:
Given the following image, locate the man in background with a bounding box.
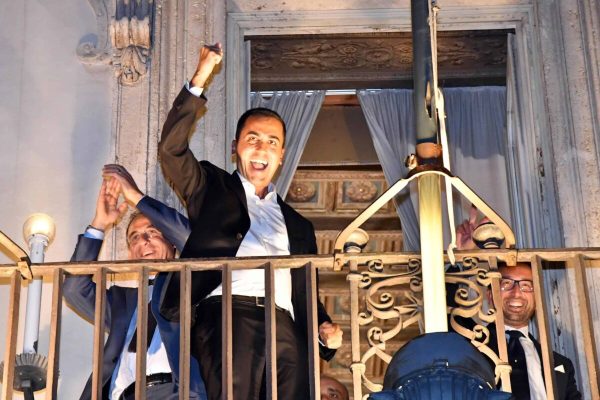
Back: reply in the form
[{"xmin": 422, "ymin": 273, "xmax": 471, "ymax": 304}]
[
  {"xmin": 320, "ymin": 375, "xmax": 349, "ymax": 400},
  {"xmin": 63, "ymin": 165, "xmax": 204, "ymax": 400}
]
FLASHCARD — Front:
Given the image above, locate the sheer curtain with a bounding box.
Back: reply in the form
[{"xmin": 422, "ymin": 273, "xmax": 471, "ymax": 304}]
[
  {"xmin": 443, "ymin": 87, "xmax": 512, "ymax": 228},
  {"xmin": 250, "ymin": 91, "xmax": 325, "ymax": 198},
  {"xmin": 357, "ymin": 89, "xmax": 421, "ymax": 251},
  {"xmin": 358, "ymin": 87, "xmax": 510, "ymax": 251}
]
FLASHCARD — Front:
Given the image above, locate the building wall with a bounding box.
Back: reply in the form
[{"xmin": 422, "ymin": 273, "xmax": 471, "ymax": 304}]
[
  {"xmin": 0, "ymin": 0, "xmax": 599, "ymax": 398},
  {"xmin": 0, "ymin": 0, "xmax": 113, "ymax": 397}
]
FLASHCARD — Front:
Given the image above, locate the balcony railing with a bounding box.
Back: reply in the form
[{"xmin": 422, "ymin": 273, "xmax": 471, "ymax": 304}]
[{"xmin": 0, "ymin": 248, "xmax": 599, "ymax": 399}]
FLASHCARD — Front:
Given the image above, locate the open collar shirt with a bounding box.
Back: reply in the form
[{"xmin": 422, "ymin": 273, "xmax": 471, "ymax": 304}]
[{"xmin": 207, "ymin": 172, "xmax": 294, "ymax": 319}]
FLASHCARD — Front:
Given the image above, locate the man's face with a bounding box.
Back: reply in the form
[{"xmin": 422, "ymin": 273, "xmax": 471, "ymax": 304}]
[
  {"xmin": 127, "ymin": 215, "xmax": 175, "ymax": 260},
  {"xmin": 233, "ymin": 115, "xmax": 285, "ymax": 198},
  {"xmin": 320, "ymin": 376, "xmax": 348, "ymax": 400},
  {"xmin": 498, "ymin": 264, "xmax": 536, "ymax": 328}
]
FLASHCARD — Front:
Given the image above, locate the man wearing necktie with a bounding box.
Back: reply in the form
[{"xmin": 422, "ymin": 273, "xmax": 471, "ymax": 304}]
[
  {"xmin": 488, "ymin": 263, "xmax": 581, "ymax": 400},
  {"xmin": 63, "ymin": 165, "xmax": 205, "ymax": 400}
]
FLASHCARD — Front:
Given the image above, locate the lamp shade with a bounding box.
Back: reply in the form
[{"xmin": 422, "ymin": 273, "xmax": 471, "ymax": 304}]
[{"xmin": 23, "ymin": 213, "xmax": 56, "ymax": 245}]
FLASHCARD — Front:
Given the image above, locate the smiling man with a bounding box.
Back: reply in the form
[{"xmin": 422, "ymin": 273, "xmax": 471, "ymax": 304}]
[
  {"xmin": 487, "ymin": 263, "xmax": 581, "ymax": 400},
  {"xmin": 63, "ymin": 166, "xmax": 205, "ymax": 400},
  {"xmin": 157, "ymin": 43, "xmax": 342, "ymax": 399}
]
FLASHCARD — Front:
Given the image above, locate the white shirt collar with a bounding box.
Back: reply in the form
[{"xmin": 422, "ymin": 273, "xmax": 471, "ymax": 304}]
[
  {"xmin": 236, "ymin": 170, "xmax": 278, "ymax": 202},
  {"xmin": 504, "ymin": 324, "xmax": 529, "ymax": 337}
]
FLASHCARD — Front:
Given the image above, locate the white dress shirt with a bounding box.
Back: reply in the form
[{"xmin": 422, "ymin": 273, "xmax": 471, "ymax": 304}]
[
  {"xmin": 207, "ymin": 172, "xmax": 295, "ymax": 319},
  {"xmin": 82, "ymin": 228, "xmax": 172, "ymax": 399},
  {"xmin": 110, "ymin": 284, "xmax": 172, "ymax": 399},
  {"xmin": 505, "ymin": 324, "xmax": 547, "ymax": 400}
]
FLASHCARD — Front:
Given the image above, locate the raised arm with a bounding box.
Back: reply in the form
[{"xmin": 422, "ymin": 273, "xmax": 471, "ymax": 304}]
[
  {"xmin": 63, "ymin": 179, "xmax": 125, "ymax": 326},
  {"xmin": 102, "ymin": 164, "xmax": 191, "ymax": 252},
  {"xmin": 158, "ymin": 43, "xmax": 223, "ymax": 207}
]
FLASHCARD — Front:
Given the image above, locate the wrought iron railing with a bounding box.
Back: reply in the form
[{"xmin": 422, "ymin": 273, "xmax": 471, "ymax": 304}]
[{"xmin": 0, "ymin": 248, "xmax": 599, "ymax": 399}]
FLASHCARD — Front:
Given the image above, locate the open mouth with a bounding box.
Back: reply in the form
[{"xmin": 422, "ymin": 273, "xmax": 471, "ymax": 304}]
[
  {"xmin": 506, "ymin": 300, "xmax": 526, "ymax": 311},
  {"xmin": 250, "ymin": 159, "xmax": 268, "ymax": 170}
]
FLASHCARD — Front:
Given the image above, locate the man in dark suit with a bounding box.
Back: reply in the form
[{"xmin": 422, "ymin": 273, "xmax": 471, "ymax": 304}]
[
  {"xmin": 158, "ymin": 43, "xmax": 342, "ymax": 399},
  {"xmin": 487, "ymin": 263, "xmax": 581, "ymax": 400},
  {"xmin": 63, "ymin": 165, "xmax": 205, "ymax": 400},
  {"xmin": 455, "ymin": 212, "xmax": 581, "ymax": 399}
]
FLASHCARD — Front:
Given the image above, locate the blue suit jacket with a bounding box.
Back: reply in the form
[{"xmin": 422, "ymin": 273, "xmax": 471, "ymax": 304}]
[{"xmin": 63, "ymin": 195, "xmax": 205, "ymax": 399}]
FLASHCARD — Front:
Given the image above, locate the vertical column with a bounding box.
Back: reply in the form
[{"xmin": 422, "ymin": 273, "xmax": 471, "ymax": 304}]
[
  {"xmin": 221, "ymin": 264, "xmax": 233, "ymax": 400},
  {"xmin": 46, "ymin": 268, "xmax": 64, "ymax": 400},
  {"xmin": 1, "ymin": 270, "xmax": 22, "ymax": 400},
  {"xmin": 305, "ymin": 263, "xmax": 320, "ymax": 400},
  {"xmin": 264, "ymin": 262, "xmax": 277, "ymax": 400},
  {"xmin": 179, "ymin": 266, "xmax": 192, "ymax": 400},
  {"xmin": 91, "ymin": 268, "xmax": 107, "ymax": 400},
  {"xmin": 530, "ymin": 256, "xmax": 558, "ymax": 400}
]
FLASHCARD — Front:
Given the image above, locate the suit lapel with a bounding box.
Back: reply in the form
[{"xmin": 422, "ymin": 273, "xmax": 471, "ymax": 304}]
[
  {"xmin": 228, "ymin": 171, "xmax": 248, "ymax": 213},
  {"xmin": 277, "ymin": 196, "xmax": 305, "ymax": 255}
]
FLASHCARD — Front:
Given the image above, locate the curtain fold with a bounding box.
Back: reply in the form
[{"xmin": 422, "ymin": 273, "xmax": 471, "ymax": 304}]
[
  {"xmin": 250, "ymin": 91, "xmax": 325, "ymax": 198},
  {"xmin": 358, "ymin": 87, "xmax": 509, "ymax": 251},
  {"xmin": 357, "ymin": 89, "xmax": 421, "ymax": 251}
]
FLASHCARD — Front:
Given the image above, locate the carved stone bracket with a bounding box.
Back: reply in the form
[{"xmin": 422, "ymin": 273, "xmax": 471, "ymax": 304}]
[{"xmin": 78, "ymin": 0, "xmax": 153, "ymax": 85}]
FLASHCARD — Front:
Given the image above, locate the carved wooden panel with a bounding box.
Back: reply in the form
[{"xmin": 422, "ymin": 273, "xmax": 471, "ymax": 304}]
[
  {"xmin": 285, "ymin": 170, "xmax": 396, "ymax": 217},
  {"xmin": 250, "ymin": 30, "xmax": 509, "ymax": 90}
]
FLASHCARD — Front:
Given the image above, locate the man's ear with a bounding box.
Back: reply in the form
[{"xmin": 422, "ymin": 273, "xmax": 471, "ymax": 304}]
[
  {"xmin": 279, "ymin": 148, "xmax": 285, "ymax": 166},
  {"xmin": 231, "ymin": 140, "xmax": 237, "ymax": 163}
]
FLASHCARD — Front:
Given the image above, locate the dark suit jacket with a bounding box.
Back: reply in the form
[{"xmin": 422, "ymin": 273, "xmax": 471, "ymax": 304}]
[
  {"xmin": 63, "ymin": 196, "xmax": 205, "ymax": 400},
  {"xmin": 64, "ymin": 235, "xmax": 141, "ymax": 400},
  {"xmin": 487, "ymin": 323, "xmax": 581, "ymax": 400},
  {"xmin": 158, "ymin": 87, "xmax": 335, "ymax": 361}
]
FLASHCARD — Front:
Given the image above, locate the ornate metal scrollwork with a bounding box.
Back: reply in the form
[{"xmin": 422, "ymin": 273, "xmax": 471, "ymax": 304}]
[
  {"xmin": 446, "ymin": 257, "xmax": 507, "ymax": 384},
  {"xmin": 349, "ymin": 256, "xmax": 507, "ymax": 397},
  {"xmin": 78, "ymin": 0, "xmax": 153, "ymax": 85},
  {"xmin": 351, "ymin": 258, "xmax": 423, "ymax": 393}
]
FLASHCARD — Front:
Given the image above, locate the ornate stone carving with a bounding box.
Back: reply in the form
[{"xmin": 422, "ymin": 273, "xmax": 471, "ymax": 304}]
[
  {"xmin": 345, "ymin": 180, "xmax": 378, "ymax": 202},
  {"xmin": 287, "ymin": 181, "xmax": 317, "ymax": 202},
  {"xmin": 251, "ymin": 31, "xmax": 507, "ymax": 90},
  {"xmin": 78, "ymin": 0, "xmax": 153, "ymax": 85}
]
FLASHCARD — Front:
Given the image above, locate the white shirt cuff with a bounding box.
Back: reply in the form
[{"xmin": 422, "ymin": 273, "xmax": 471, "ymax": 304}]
[
  {"xmin": 84, "ymin": 227, "xmax": 105, "ymax": 240},
  {"xmin": 185, "ymin": 81, "xmax": 204, "ymax": 97}
]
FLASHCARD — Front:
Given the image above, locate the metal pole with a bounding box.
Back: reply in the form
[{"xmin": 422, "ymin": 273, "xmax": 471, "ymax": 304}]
[
  {"xmin": 22, "ymin": 235, "xmax": 48, "ymax": 353},
  {"xmin": 411, "ymin": 0, "xmax": 448, "ymax": 333}
]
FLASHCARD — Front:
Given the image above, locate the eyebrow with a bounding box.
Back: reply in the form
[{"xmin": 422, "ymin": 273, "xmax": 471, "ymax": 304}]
[
  {"xmin": 245, "ymin": 131, "xmax": 282, "ymax": 141},
  {"xmin": 127, "ymin": 224, "xmax": 159, "ymax": 238}
]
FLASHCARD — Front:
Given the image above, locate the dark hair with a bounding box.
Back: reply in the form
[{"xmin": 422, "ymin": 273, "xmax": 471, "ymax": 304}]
[
  {"xmin": 126, "ymin": 211, "xmax": 144, "ymax": 238},
  {"xmin": 235, "ymin": 108, "xmax": 287, "ymax": 145}
]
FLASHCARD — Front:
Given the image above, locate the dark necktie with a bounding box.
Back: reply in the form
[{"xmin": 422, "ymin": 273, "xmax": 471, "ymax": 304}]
[
  {"xmin": 507, "ymin": 330, "xmax": 531, "ymax": 399},
  {"xmin": 128, "ymin": 300, "xmax": 158, "ymax": 353}
]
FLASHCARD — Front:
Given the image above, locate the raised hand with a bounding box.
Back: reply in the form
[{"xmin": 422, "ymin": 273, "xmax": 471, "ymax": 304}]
[
  {"xmin": 90, "ymin": 178, "xmax": 128, "ymax": 231},
  {"xmin": 102, "ymin": 164, "xmax": 144, "ymax": 206},
  {"xmin": 455, "ymin": 205, "xmax": 491, "ymax": 250},
  {"xmin": 318, "ymin": 321, "xmax": 343, "ymax": 349},
  {"xmin": 190, "ymin": 42, "xmax": 223, "ymax": 89}
]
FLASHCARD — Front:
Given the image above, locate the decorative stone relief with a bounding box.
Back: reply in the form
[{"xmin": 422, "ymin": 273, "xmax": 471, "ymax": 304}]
[
  {"xmin": 251, "ymin": 32, "xmax": 507, "ymax": 90},
  {"xmin": 78, "ymin": 0, "xmax": 153, "ymax": 85}
]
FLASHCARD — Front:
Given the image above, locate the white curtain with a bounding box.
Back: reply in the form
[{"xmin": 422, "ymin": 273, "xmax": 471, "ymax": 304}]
[
  {"xmin": 443, "ymin": 87, "xmax": 512, "ymax": 229},
  {"xmin": 250, "ymin": 91, "xmax": 325, "ymax": 198},
  {"xmin": 358, "ymin": 87, "xmax": 510, "ymax": 251},
  {"xmin": 357, "ymin": 89, "xmax": 421, "ymax": 251}
]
